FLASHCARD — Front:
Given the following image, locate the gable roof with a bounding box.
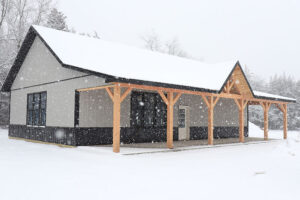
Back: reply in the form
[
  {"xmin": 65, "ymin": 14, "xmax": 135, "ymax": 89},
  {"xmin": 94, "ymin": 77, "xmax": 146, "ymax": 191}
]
[{"xmin": 1, "ymin": 25, "xmax": 296, "ymax": 103}]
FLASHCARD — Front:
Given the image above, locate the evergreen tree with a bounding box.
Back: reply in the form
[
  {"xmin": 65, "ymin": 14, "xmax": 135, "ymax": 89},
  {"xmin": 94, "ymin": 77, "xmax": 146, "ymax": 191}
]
[{"xmin": 46, "ymin": 8, "xmax": 68, "ymax": 31}]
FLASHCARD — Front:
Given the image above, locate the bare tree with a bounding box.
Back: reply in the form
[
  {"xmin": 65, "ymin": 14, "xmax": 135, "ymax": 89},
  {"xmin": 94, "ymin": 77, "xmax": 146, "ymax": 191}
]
[
  {"xmin": 140, "ymin": 30, "xmax": 189, "ymax": 58},
  {"xmin": 0, "ymin": 0, "xmax": 11, "ymax": 30},
  {"xmin": 140, "ymin": 30, "xmax": 162, "ymax": 52},
  {"xmin": 34, "ymin": 0, "xmax": 52, "ymax": 25},
  {"xmin": 165, "ymin": 38, "xmax": 188, "ymax": 57}
]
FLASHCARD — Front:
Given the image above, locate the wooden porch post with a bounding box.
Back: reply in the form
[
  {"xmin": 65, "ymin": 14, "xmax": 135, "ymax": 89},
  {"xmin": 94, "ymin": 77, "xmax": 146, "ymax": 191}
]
[
  {"xmin": 106, "ymin": 85, "xmax": 132, "ymax": 153},
  {"xmin": 112, "ymin": 85, "xmax": 121, "ymax": 153},
  {"xmin": 234, "ymin": 99, "xmax": 248, "ymax": 143},
  {"xmin": 275, "ymin": 103, "xmax": 288, "ymax": 140},
  {"xmin": 167, "ymin": 92, "xmax": 174, "ymax": 148},
  {"xmin": 202, "ymin": 95, "xmax": 219, "ymax": 145},
  {"xmin": 158, "ymin": 91, "xmax": 181, "ymax": 149},
  {"xmin": 208, "ymin": 102, "xmax": 214, "ymax": 145},
  {"xmin": 239, "ymin": 107, "xmax": 244, "ymax": 142},
  {"xmin": 260, "ymin": 102, "xmax": 271, "ymax": 140},
  {"xmin": 283, "ymin": 104, "xmax": 288, "ymax": 139}
]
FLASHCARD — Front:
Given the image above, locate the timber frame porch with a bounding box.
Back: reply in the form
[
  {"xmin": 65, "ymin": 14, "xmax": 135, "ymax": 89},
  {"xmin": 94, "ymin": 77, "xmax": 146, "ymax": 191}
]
[{"xmin": 77, "ymin": 77, "xmax": 290, "ymax": 153}]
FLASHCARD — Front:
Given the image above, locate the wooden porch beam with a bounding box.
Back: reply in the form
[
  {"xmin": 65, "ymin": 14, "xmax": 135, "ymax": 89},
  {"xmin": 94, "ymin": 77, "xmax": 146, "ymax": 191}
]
[
  {"xmin": 114, "ymin": 82, "xmax": 289, "ymax": 105},
  {"xmin": 77, "ymin": 84, "xmax": 115, "ymax": 92}
]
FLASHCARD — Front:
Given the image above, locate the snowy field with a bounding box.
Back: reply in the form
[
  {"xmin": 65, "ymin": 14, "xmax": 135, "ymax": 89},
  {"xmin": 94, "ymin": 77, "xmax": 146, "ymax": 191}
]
[{"xmin": 0, "ymin": 123, "xmax": 300, "ymax": 200}]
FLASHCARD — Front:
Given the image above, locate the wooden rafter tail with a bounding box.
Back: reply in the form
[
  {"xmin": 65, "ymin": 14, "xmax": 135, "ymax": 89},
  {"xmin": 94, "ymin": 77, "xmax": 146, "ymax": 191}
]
[
  {"xmin": 158, "ymin": 90, "xmax": 169, "ymax": 105},
  {"xmin": 105, "ymin": 87, "xmax": 114, "ymax": 101},
  {"xmin": 120, "ymin": 87, "xmax": 132, "ymax": 103}
]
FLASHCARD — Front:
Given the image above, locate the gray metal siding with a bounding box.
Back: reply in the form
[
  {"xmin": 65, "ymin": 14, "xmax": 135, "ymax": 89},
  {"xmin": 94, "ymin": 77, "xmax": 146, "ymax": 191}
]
[
  {"xmin": 10, "ymin": 76, "xmax": 106, "ymax": 127},
  {"xmin": 174, "ymin": 94, "xmax": 247, "ymax": 127},
  {"xmin": 79, "ymin": 88, "xmax": 131, "ymax": 128}
]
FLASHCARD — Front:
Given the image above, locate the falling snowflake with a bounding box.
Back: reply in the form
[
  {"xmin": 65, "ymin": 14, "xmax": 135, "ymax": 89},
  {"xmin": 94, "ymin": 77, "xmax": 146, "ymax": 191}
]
[{"xmin": 55, "ymin": 129, "xmax": 65, "ymax": 139}]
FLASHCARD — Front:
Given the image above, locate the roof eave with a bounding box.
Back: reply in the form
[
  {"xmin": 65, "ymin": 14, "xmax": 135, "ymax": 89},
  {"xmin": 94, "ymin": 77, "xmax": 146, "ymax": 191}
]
[{"xmin": 253, "ymin": 95, "xmax": 296, "ymax": 103}]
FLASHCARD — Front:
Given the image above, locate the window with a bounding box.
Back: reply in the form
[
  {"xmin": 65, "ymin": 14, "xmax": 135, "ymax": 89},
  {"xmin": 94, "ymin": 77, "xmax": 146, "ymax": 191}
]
[
  {"xmin": 130, "ymin": 92, "xmax": 167, "ymax": 128},
  {"xmin": 178, "ymin": 109, "xmax": 186, "ymax": 128},
  {"xmin": 27, "ymin": 92, "xmax": 47, "ymax": 126}
]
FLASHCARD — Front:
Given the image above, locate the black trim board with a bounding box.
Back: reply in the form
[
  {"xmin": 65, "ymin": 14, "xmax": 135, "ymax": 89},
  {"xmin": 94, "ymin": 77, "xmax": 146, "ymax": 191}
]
[
  {"xmin": 11, "ymin": 75, "xmax": 92, "ymax": 91},
  {"xmin": 74, "ymin": 90, "xmax": 80, "ymax": 127}
]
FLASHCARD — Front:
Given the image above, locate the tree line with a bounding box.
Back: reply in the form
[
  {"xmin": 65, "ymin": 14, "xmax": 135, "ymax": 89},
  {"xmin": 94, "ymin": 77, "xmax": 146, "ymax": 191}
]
[{"xmin": 245, "ymin": 67, "xmax": 299, "ymax": 130}]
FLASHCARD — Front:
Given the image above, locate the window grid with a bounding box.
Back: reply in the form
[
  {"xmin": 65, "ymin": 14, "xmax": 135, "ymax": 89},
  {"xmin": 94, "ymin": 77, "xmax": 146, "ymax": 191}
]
[
  {"xmin": 130, "ymin": 91, "xmax": 167, "ymax": 128},
  {"xmin": 27, "ymin": 92, "xmax": 47, "ymax": 126}
]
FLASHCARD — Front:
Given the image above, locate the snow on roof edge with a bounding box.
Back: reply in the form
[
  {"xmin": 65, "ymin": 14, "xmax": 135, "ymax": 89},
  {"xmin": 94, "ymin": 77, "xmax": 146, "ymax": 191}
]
[{"xmin": 254, "ymin": 91, "xmax": 296, "ymax": 102}]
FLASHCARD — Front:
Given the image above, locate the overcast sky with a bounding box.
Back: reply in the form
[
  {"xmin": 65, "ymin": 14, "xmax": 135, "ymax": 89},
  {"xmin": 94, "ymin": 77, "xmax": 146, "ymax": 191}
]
[{"xmin": 58, "ymin": 0, "xmax": 300, "ymax": 81}]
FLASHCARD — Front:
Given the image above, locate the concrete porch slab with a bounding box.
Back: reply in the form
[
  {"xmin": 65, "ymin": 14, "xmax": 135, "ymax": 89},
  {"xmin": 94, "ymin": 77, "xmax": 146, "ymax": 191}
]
[{"xmin": 90, "ymin": 137, "xmax": 277, "ymax": 155}]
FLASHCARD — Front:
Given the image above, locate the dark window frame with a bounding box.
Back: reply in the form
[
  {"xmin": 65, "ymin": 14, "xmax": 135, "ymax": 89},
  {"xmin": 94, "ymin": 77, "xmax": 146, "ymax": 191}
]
[
  {"xmin": 130, "ymin": 91, "xmax": 167, "ymax": 128},
  {"xmin": 26, "ymin": 91, "xmax": 47, "ymax": 127}
]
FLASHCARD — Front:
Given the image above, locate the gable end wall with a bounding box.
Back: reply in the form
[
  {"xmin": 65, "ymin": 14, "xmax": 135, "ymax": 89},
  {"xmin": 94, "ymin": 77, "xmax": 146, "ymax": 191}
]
[{"xmin": 9, "ymin": 37, "xmax": 107, "ymax": 127}]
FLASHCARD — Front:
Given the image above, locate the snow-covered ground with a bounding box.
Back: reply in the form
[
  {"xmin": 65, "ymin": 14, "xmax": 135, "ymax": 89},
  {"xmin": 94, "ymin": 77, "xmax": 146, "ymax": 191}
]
[{"xmin": 0, "ymin": 123, "xmax": 300, "ymax": 200}]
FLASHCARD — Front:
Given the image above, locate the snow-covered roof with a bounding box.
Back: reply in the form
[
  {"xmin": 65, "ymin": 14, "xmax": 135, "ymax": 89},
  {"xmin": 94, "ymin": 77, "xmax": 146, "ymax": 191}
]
[
  {"xmin": 253, "ymin": 91, "xmax": 296, "ymax": 102},
  {"xmin": 32, "ymin": 25, "xmax": 236, "ymax": 91},
  {"xmin": 1, "ymin": 25, "xmax": 296, "ymax": 103}
]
